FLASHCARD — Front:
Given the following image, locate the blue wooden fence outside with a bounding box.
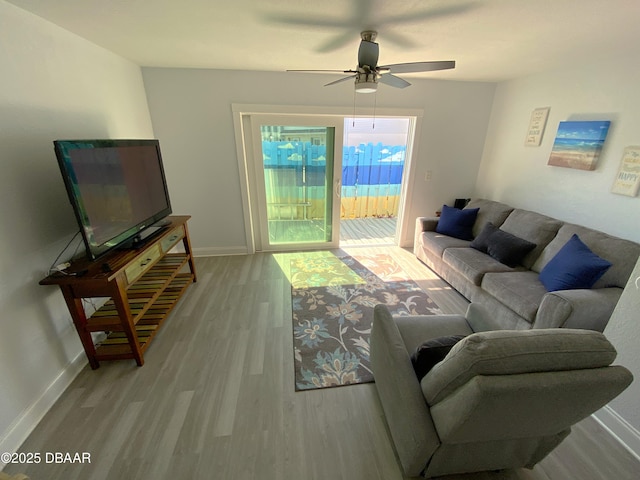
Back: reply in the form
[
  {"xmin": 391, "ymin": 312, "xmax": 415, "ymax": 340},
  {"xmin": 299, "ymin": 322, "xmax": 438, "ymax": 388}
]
[
  {"xmin": 262, "ymin": 140, "xmax": 405, "ymax": 218},
  {"xmin": 262, "ymin": 141, "xmax": 405, "ymax": 187}
]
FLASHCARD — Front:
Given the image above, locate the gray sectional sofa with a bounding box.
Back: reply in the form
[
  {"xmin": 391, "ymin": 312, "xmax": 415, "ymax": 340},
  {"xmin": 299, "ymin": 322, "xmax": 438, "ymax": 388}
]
[{"xmin": 414, "ymin": 198, "xmax": 640, "ymax": 332}]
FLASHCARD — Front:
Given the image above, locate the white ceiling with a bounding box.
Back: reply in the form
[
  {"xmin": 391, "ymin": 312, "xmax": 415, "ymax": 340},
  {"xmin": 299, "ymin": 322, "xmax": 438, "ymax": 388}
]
[{"xmin": 7, "ymin": 0, "xmax": 640, "ymax": 82}]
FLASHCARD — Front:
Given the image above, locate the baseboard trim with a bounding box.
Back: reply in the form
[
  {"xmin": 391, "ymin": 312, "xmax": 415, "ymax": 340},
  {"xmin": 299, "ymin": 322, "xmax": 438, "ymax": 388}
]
[
  {"xmin": 0, "ymin": 351, "xmax": 87, "ymax": 469},
  {"xmin": 193, "ymin": 246, "xmax": 248, "ymax": 257},
  {"xmin": 592, "ymin": 407, "xmax": 640, "ymax": 462}
]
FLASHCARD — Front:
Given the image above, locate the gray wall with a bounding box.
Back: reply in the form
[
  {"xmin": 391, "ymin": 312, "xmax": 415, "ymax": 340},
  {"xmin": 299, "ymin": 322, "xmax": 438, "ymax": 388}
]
[
  {"xmin": 0, "ymin": 1, "xmax": 154, "ymax": 455},
  {"xmin": 598, "ymin": 257, "xmax": 640, "ymax": 453},
  {"xmin": 141, "ymin": 68, "xmax": 496, "ymax": 253}
]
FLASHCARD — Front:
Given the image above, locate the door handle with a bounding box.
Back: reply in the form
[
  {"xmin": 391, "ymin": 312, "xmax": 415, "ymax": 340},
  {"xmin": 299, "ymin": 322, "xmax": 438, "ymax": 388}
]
[{"xmin": 334, "ymin": 179, "xmax": 342, "ymax": 198}]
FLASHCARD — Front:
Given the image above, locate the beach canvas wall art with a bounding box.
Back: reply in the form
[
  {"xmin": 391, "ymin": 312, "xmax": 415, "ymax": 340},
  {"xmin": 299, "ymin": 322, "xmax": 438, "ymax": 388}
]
[{"xmin": 548, "ymin": 120, "xmax": 611, "ymax": 170}]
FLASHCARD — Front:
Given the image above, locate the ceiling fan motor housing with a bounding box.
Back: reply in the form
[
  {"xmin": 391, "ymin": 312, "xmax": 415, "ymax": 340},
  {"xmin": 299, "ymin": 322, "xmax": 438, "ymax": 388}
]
[
  {"xmin": 356, "ymin": 32, "xmax": 380, "ymax": 93},
  {"xmin": 355, "ymin": 72, "xmax": 378, "ymax": 93},
  {"xmin": 358, "ymin": 38, "xmax": 380, "ymax": 70}
]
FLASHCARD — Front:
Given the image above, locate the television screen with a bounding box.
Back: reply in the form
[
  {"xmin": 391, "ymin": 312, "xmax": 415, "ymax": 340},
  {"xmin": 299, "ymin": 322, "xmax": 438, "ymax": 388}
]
[{"xmin": 54, "ymin": 139, "xmax": 172, "ymax": 260}]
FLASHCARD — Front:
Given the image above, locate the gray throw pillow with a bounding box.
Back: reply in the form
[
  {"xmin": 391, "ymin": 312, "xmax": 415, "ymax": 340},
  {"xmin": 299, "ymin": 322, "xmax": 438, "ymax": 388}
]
[
  {"xmin": 470, "ymin": 222, "xmax": 498, "ymax": 253},
  {"xmin": 486, "ymin": 229, "xmax": 536, "ymax": 267}
]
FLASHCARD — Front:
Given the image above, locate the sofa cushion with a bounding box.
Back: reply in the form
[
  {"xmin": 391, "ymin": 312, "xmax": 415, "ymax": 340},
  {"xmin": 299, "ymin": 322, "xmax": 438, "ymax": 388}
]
[
  {"xmin": 411, "ymin": 335, "xmax": 467, "ymax": 381},
  {"xmin": 443, "ymin": 247, "xmax": 514, "ymax": 285},
  {"xmin": 420, "ymin": 231, "xmax": 471, "ymax": 259},
  {"xmin": 421, "ymin": 328, "xmax": 617, "ymax": 406},
  {"xmin": 481, "ymin": 271, "xmax": 548, "ymax": 322},
  {"xmin": 465, "ymin": 199, "xmax": 514, "ymax": 238},
  {"xmin": 436, "ymin": 205, "xmax": 479, "ymax": 240},
  {"xmin": 539, "ymin": 234, "xmax": 612, "ymax": 292},
  {"xmin": 500, "ymin": 209, "xmax": 562, "ymax": 269},
  {"xmin": 532, "ymin": 223, "xmax": 640, "ymax": 289}
]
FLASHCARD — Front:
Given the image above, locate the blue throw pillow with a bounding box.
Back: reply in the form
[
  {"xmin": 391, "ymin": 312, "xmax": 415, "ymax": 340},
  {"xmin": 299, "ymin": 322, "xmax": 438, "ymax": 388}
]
[
  {"xmin": 539, "ymin": 234, "xmax": 612, "ymax": 292},
  {"xmin": 436, "ymin": 205, "xmax": 479, "ymax": 240}
]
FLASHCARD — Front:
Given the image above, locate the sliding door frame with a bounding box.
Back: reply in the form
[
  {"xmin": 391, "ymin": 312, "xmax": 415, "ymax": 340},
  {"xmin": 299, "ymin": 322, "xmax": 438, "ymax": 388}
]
[
  {"xmin": 232, "ymin": 104, "xmax": 424, "ymax": 254},
  {"xmin": 249, "ymin": 114, "xmax": 344, "ymax": 251}
]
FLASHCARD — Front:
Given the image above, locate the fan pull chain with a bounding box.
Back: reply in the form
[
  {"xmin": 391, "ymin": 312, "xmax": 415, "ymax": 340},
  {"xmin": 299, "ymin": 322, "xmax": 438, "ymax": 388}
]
[
  {"xmin": 352, "ymin": 87, "xmax": 357, "ymax": 127},
  {"xmin": 372, "ymin": 91, "xmax": 378, "ymax": 130}
]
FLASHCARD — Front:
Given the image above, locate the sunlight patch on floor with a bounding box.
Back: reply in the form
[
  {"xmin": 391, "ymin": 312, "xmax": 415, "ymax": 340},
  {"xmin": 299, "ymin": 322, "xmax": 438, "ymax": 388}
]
[{"xmin": 272, "ymin": 250, "xmax": 366, "ymax": 288}]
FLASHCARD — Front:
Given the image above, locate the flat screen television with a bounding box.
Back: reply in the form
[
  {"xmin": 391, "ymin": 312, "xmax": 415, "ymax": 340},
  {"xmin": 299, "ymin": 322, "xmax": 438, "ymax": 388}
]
[{"xmin": 54, "ymin": 139, "xmax": 173, "ymax": 261}]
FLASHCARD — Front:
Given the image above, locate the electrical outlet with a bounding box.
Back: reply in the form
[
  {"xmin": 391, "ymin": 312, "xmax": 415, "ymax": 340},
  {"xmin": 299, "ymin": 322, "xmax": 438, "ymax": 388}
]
[{"xmin": 425, "ymin": 170, "xmax": 432, "ymax": 181}]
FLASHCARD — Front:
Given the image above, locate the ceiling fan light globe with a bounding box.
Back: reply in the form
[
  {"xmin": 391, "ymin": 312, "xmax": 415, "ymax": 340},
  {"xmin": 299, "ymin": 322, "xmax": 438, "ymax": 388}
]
[{"xmin": 355, "ymin": 81, "xmax": 378, "ymax": 93}]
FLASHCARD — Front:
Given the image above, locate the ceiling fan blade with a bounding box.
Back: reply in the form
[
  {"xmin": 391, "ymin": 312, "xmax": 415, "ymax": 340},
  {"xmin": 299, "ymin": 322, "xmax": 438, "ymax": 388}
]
[
  {"xmin": 261, "ymin": 12, "xmax": 350, "ymax": 29},
  {"xmin": 381, "ymin": 60, "xmax": 456, "ymax": 74},
  {"xmin": 316, "ymin": 31, "xmax": 357, "ymax": 53},
  {"xmin": 358, "ymin": 40, "xmax": 379, "ymax": 68},
  {"xmin": 379, "ymin": 74, "xmax": 411, "ymax": 89},
  {"xmin": 383, "ymin": 2, "xmax": 477, "ymax": 25},
  {"xmin": 376, "ymin": 31, "xmax": 415, "ymax": 49},
  {"xmin": 325, "ymin": 75, "xmax": 357, "ymax": 87},
  {"xmin": 287, "ymin": 69, "xmax": 356, "ymax": 73}
]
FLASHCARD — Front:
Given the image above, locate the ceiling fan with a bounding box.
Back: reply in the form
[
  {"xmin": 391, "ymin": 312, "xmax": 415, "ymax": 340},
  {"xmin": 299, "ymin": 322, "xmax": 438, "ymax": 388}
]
[{"xmin": 288, "ymin": 31, "xmax": 455, "ymax": 93}]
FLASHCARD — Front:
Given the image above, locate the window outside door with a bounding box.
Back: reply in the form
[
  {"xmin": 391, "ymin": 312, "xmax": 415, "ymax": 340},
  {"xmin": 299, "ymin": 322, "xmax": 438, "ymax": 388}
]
[{"xmin": 251, "ymin": 116, "xmax": 343, "ymax": 251}]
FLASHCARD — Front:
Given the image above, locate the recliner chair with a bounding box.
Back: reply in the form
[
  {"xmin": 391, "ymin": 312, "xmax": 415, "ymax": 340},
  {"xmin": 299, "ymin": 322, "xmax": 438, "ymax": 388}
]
[{"xmin": 370, "ymin": 304, "xmax": 633, "ymax": 478}]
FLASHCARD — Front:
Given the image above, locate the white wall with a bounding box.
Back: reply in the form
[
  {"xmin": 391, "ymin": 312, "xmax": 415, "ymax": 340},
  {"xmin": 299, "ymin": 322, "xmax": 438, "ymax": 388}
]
[
  {"xmin": 0, "ymin": 0, "xmax": 154, "ymax": 456},
  {"xmin": 476, "ymin": 61, "xmax": 640, "ymax": 442},
  {"xmin": 476, "ymin": 61, "xmax": 640, "ymax": 243},
  {"xmin": 141, "ymin": 68, "xmax": 496, "ymax": 253},
  {"xmin": 596, "ymin": 257, "xmax": 640, "ymax": 458}
]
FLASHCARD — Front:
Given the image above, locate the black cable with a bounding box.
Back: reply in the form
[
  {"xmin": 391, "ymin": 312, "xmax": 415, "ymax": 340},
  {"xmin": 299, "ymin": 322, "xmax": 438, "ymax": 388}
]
[{"xmin": 48, "ymin": 230, "xmax": 82, "ymax": 275}]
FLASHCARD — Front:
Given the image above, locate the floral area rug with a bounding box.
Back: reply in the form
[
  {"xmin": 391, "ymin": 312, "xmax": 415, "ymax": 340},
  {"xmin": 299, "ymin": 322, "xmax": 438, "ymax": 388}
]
[{"xmin": 291, "ymin": 253, "xmax": 442, "ymax": 391}]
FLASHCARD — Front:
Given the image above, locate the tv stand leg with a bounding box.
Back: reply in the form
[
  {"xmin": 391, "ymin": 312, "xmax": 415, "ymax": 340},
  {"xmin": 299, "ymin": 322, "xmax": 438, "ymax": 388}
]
[
  {"xmin": 60, "ymin": 286, "xmax": 100, "ymax": 369},
  {"xmin": 111, "ymin": 280, "xmax": 144, "ymax": 367}
]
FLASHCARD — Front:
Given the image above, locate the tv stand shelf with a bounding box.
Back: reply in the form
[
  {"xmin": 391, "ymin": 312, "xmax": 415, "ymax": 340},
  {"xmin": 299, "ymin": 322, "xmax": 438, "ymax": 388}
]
[{"xmin": 40, "ymin": 215, "xmax": 197, "ymax": 369}]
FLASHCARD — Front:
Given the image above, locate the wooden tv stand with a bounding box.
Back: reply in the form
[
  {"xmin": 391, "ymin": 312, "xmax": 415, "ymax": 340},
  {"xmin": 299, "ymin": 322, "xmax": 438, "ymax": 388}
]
[{"xmin": 40, "ymin": 215, "xmax": 197, "ymax": 369}]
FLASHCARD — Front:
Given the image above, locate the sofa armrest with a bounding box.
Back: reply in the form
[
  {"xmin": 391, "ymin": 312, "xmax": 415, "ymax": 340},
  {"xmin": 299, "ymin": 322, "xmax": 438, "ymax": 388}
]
[
  {"xmin": 370, "ymin": 305, "xmax": 440, "ymax": 477},
  {"xmin": 416, "ymin": 216, "xmax": 439, "ymax": 233},
  {"xmin": 414, "ymin": 216, "xmax": 439, "ymax": 254},
  {"xmin": 533, "ymin": 287, "xmax": 623, "ymax": 332}
]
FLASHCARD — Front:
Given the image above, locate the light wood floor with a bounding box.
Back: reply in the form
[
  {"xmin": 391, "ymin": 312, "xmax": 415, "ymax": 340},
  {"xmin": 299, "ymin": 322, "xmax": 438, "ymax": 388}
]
[
  {"xmin": 3, "ymin": 247, "xmax": 639, "ymax": 480},
  {"xmin": 265, "ymin": 216, "xmax": 397, "ymax": 246},
  {"xmin": 340, "ymin": 217, "xmax": 397, "ymax": 246}
]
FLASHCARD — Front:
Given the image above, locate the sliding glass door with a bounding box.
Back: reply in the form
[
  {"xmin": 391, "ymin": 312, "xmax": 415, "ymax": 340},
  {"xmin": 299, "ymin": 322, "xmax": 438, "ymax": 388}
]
[{"xmin": 251, "ymin": 116, "xmax": 343, "ymax": 251}]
